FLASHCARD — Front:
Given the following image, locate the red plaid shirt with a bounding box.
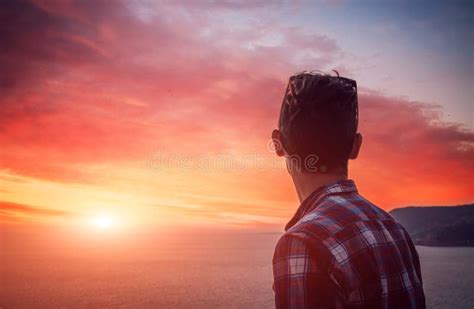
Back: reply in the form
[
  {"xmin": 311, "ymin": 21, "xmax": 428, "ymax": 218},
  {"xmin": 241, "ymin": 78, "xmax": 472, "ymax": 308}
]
[{"xmin": 273, "ymin": 179, "xmax": 425, "ymax": 308}]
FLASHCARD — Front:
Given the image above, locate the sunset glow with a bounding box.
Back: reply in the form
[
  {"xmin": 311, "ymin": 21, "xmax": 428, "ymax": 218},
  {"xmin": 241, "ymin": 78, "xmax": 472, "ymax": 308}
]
[
  {"xmin": 91, "ymin": 215, "xmax": 115, "ymax": 230},
  {"xmin": 1, "ymin": 2, "xmax": 473, "ymax": 308},
  {"xmin": 0, "ymin": 0, "xmax": 472, "ymax": 231}
]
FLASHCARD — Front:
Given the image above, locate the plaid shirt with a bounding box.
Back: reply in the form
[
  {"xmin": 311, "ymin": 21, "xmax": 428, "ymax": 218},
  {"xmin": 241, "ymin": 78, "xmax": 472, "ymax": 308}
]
[{"xmin": 273, "ymin": 179, "xmax": 425, "ymax": 308}]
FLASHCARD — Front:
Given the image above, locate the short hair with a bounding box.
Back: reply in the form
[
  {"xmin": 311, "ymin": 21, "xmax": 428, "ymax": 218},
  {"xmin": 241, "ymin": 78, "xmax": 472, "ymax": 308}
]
[{"xmin": 278, "ymin": 70, "xmax": 358, "ymax": 173}]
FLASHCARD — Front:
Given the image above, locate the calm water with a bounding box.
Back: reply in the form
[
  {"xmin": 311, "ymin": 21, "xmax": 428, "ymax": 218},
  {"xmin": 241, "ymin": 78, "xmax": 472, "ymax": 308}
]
[{"xmin": 1, "ymin": 231, "xmax": 473, "ymax": 308}]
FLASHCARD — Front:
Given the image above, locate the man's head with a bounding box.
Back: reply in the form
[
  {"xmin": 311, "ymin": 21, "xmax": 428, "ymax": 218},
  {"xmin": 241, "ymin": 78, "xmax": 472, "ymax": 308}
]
[{"xmin": 272, "ymin": 70, "xmax": 362, "ymax": 175}]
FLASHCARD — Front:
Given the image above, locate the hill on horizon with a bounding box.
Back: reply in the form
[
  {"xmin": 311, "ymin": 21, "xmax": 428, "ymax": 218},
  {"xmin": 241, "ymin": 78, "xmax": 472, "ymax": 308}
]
[{"xmin": 389, "ymin": 204, "xmax": 474, "ymax": 247}]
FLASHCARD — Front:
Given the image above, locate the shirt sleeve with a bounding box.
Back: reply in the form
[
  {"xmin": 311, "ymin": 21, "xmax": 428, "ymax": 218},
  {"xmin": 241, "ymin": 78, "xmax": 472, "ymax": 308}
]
[
  {"xmin": 402, "ymin": 227, "xmax": 424, "ymax": 285},
  {"xmin": 272, "ymin": 232, "xmax": 343, "ymax": 309}
]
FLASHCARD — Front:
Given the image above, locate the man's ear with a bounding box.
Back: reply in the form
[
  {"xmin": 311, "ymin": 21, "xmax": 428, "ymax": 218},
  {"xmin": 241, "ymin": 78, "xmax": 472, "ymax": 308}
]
[
  {"xmin": 271, "ymin": 129, "xmax": 285, "ymax": 157},
  {"xmin": 349, "ymin": 133, "xmax": 363, "ymax": 159}
]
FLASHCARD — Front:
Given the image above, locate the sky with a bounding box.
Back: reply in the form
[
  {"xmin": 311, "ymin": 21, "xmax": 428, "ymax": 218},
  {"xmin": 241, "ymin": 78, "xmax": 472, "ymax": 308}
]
[{"xmin": 0, "ymin": 0, "xmax": 473, "ymax": 231}]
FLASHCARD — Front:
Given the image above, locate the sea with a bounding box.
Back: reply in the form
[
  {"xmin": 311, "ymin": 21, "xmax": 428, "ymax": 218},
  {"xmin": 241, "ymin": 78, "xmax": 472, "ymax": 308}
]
[{"xmin": 1, "ymin": 230, "xmax": 473, "ymax": 308}]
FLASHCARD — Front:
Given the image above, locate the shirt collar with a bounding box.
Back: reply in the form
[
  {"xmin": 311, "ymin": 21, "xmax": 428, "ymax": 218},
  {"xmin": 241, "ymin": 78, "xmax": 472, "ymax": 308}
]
[{"xmin": 284, "ymin": 179, "xmax": 358, "ymax": 231}]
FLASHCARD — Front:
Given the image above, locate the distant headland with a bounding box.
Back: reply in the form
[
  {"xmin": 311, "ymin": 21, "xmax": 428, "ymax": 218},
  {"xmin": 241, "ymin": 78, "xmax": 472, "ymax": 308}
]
[{"xmin": 390, "ymin": 204, "xmax": 474, "ymax": 247}]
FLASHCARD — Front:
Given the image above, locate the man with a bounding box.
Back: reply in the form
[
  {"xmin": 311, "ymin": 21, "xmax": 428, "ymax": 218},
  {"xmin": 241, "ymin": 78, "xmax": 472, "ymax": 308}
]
[{"xmin": 271, "ymin": 71, "xmax": 426, "ymax": 308}]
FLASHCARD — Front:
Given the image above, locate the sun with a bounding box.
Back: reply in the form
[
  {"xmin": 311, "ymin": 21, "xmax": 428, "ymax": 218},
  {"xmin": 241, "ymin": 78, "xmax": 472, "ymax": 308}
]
[{"xmin": 91, "ymin": 215, "xmax": 115, "ymax": 229}]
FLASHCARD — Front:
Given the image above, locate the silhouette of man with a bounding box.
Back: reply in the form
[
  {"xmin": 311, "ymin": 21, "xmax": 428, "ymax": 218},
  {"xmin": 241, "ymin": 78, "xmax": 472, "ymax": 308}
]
[{"xmin": 271, "ymin": 71, "xmax": 426, "ymax": 308}]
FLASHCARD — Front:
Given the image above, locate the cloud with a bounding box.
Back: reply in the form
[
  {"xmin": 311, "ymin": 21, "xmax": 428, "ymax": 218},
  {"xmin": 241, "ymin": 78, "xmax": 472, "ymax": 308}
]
[
  {"xmin": 0, "ymin": 0, "xmax": 339, "ymax": 179},
  {"xmin": 0, "ymin": 201, "xmax": 72, "ymax": 218},
  {"xmin": 0, "ymin": 0, "xmax": 117, "ymax": 94},
  {"xmin": 352, "ymin": 90, "xmax": 474, "ymax": 207}
]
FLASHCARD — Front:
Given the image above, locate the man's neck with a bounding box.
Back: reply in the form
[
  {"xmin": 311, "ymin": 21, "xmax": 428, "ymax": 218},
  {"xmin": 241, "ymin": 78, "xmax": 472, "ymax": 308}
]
[{"xmin": 291, "ymin": 172, "xmax": 348, "ymax": 203}]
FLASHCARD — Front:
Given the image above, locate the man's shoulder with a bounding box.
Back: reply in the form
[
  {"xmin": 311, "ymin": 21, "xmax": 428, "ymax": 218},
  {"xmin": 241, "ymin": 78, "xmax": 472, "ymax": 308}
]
[
  {"xmin": 272, "ymin": 229, "xmax": 334, "ymax": 269},
  {"xmin": 274, "ymin": 190, "xmax": 425, "ymax": 307},
  {"xmin": 287, "ymin": 192, "xmax": 396, "ymax": 244}
]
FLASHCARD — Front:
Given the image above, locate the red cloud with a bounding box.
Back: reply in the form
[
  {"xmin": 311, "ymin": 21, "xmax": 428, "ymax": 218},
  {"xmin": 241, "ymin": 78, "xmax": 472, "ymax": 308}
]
[
  {"xmin": 352, "ymin": 91, "xmax": 474, "ymax": 208},
  {"xmin": 0, "ymin": 201, "xmax": 71, "ymax": 217}
]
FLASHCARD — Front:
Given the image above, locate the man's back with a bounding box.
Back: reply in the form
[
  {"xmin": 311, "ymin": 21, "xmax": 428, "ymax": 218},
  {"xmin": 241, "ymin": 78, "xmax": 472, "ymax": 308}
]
[{"xmin": 273, "ymin": 179, "xmax": 426, "ymax": 308}]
